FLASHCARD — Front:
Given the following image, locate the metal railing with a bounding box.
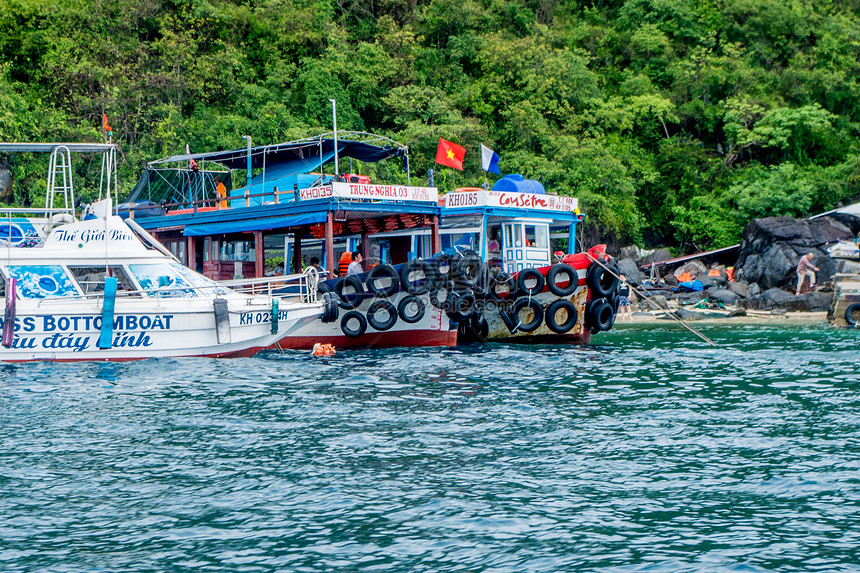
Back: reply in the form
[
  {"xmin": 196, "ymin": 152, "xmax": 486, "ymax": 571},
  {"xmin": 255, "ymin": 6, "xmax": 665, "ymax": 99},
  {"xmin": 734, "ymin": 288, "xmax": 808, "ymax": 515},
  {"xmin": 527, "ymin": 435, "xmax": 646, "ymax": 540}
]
[{"xmin": 218, "ymin": 270, "xmax": 317, "ymax": 303}]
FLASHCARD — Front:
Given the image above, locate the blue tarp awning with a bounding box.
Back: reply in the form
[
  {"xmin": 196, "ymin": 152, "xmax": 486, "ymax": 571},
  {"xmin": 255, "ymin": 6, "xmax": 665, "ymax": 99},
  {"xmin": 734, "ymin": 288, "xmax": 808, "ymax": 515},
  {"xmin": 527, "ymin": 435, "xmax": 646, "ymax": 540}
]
[{"xmin": 182, "ymin": 212, "xmax": 327, "ymax": 236}]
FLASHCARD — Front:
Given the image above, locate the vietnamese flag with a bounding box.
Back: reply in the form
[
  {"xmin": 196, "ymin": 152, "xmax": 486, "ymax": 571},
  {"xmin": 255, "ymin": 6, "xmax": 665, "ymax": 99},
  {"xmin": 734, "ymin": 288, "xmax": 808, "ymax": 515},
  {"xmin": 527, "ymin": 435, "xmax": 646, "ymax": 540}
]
[{"xmin": 435, "ymin": 138, "xmax": 465, "ymax": 171}]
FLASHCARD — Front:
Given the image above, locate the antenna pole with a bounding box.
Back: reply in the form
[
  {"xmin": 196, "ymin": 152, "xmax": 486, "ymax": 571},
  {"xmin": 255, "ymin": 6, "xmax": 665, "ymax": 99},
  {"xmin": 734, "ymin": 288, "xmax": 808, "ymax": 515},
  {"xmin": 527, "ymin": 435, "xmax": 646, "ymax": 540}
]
[{"xmin": 329, "ymin": 99, "xmax": 339, "ymax": 177}]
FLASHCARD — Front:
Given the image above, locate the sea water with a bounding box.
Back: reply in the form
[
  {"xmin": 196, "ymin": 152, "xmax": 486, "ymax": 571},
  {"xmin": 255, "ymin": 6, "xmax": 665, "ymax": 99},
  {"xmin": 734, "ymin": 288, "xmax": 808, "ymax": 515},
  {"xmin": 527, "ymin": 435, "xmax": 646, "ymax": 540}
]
[{"xmin": 1, "ymin": 323, "xmax": 859, "ymax": 572}]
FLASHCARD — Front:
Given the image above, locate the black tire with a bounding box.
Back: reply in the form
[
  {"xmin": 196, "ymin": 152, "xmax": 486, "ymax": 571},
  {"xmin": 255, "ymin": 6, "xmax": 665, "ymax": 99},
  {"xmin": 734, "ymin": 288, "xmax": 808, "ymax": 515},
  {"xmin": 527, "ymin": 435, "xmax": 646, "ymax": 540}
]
[
  {"xmin": 586, "ymin": 298, "xmax": 614, "ymax": 332},
  {"xmin": 365, "ymin": 264, "xmax": 400, "ymax": 298},
  {"xmin": 335, "ymin": 275, "xmax": 364, "ymax": 309},
  {"xmin": 367, "ymin": 300, "xmax": 398, "ymax": 331},
  {"xmin": 546, "ymin": 263, "xmax": 577, "ymax": 296},
  {"xmin": 511, "ymin": 297, "xmax": 544, "ymax": 332},
  {"xmin": 545, "ymin": 299, "xmax": 577, "ymax": 334},
  {"xmin": 447, "ymin": 290, "xmax": 476, "ymax": 321},
  {"xmin": 586, "ymin": 263, "xmax": 619, "ymax": 298},
  {"xmin": 399, "ymin": 259, "xmax": 434, "ymax": 295},
  {"xmin": 459, "ymin": 314, "xmax": 489, "ymax": 342},
  {"xmin": 432, "ymin": 254, "xmax": 453, "ymax": 283},
  {"xmin": 453, "ymin": 252, "xmax": 481, "ymax": 288},
  {"xmin": 517, "ymin": 268, "xmax": 545, "ymax": 296},
  {"xmin": 398, "ymin": 295, "xmax": 426, "ymax": 324},
  {"xmin": 845, "ymin": 303, "xmax": 860, "ymax": 326},
  {"xmin": 429, "ymin": 281, "xmax": 451, "ymax": 309},
  {"xmin": 488, "ymin": 272, "xmax": 517, "ymax": 302},
  {"xmin": 340, "ymin": 311, "xmax": 367, "ymax": 337},
  {"xmin": 321, "ymin": 292, "xmax": 340, "ymax": 323},
  {"xmin": 500, "ymin": 307, "xmax": 518, "ymax": 333},
  {"xmin": 317, "ymin": 281, "xmax": 332, "ymax": 295}
]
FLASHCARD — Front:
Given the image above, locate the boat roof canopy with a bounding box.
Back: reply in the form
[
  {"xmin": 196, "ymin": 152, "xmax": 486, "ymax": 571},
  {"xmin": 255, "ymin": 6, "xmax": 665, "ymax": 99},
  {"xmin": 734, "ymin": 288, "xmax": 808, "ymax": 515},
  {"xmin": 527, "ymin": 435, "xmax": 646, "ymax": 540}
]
[{"xmin": 147, "ymin": 133, "xmax": 407, "ymax": 171}]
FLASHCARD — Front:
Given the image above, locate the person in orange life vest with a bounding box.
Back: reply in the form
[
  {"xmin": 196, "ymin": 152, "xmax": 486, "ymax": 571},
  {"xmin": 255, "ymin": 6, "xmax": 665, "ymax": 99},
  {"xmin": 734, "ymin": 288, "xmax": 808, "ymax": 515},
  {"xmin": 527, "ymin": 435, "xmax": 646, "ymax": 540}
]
[
  {"xmin": 795, "ymin": 253, "xmax": 819, "ymax": 295},
  {"xmin": 337, "ymin": 251, "xmax": 352, "ymax": 277},
  {"xmin": 214, "ymin": 177, "xmax": 228, "ymax": 209}
]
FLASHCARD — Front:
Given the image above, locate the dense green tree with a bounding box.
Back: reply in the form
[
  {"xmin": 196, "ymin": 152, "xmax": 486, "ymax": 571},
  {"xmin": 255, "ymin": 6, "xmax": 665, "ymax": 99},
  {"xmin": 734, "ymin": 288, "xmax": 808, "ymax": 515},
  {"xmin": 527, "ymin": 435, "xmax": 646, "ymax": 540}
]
[{"xmin": 1, "ymin": 0, "xmax": 860, "ymax": 250}]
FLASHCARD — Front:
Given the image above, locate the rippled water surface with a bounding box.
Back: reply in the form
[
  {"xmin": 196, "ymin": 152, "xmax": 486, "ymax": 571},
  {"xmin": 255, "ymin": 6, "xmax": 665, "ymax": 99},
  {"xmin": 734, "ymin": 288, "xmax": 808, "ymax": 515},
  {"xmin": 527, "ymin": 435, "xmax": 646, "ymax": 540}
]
[{"xmin": 2, "ymin": 323, "xmax": 859, "ymax": 572}]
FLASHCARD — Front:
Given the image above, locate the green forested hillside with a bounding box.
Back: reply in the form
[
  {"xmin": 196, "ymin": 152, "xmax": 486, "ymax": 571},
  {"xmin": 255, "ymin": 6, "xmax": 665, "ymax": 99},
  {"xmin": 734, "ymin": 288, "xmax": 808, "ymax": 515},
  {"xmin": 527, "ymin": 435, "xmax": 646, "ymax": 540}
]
[{"xmin": 2, "ymin": 0, "xmax": 859, "ymax": 249}]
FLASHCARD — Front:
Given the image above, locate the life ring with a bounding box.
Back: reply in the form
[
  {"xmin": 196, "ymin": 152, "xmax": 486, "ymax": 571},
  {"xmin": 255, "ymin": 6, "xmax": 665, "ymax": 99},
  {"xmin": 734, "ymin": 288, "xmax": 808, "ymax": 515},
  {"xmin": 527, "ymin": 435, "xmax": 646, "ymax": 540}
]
[
  {"xmin": 488, "ymin": 272, "xmax": 517, "ymax": 301},
  {"xmin": 453, "ymin": 252, "xmax": 481, "ymax": 288},
  {"xmin": 367, "ymin": 300, "xmax": 398, "ymax": 331},
  {"xmin": 321, "ymin": 292, "xmax": 340, "ymax": 323},
  {"xmin": 399, "ymin": 259, "xmax": 434, "ymax": 295},
  {"xmin": 845, "ymin": 303, "xmax": 860, "ymax": 326},
  {"xmin": 545, "ymin": 299, "xmax": 577, "ymax": 334},
  {"xmin": 365, "ymin": 264, "xmax": 399, "ymax": 298},
  {"xmin": 429, "ymin": 281, "xmax": 451, "ymax": 309},
  {"xmin": 340, "ymin": 311, "xmax": 367, "ymax": 337},
  {"xmin": 334, "ymin": 275, "xmax": 364, "ymax": 309},
  {"xmin": 586, "ymin": 263, "xmax": 619, "ymax": 298},
  {"xmin": 432, "ymin": 254, "xmax": 453, "ymax": 283},
  {"xmin": 585, "ymin": 298, "xmax": 614, "ymax": 332},
  {"xmin": 517, "ymin": 268, "xmax": 545, "ymax": 296},
  {"xmin": 398, "ymin": 295, "xmax": 426, "ymax": 323},
  {"xmin": 509, "ymin": 297, "xmax": 544, "ymax": 332},
  {"xmin": 546, "ymin": 263, "xmax": 577, "ymax": 296}
]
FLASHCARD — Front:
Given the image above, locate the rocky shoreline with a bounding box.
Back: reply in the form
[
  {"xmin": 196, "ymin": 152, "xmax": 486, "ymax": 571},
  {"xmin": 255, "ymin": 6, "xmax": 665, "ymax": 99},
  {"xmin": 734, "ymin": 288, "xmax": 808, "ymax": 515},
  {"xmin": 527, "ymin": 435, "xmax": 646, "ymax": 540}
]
[{"xmin": 612, "ymin": 213, "xmax": 860, "ymax": 321}]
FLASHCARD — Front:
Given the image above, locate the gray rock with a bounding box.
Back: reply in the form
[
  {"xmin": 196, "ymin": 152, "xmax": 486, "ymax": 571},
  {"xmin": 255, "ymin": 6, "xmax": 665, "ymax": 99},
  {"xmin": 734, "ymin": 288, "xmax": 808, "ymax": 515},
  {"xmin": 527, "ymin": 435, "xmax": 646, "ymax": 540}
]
[
  {"xmin": 761, "ymin": 288, "xmax": 796, "ymax": 308},
  {"xmin": 618, "ymin": 245, "xmax": 640, "ymax": 261},
  {"xmin": 748, "ymin": 282, "xmax": 761, "ymax": 297},
  {"xmin": 674, "ymin": 260, "xmax": 707, "ymax": 278},
  {"xmin": 727, "ymin": 281, "xmax": 751, "ymax": 298},
  {"xmin": 708, "ymin": 288, "xmax": 740, "ymax": 307},
  {"xmin": 736, "ymin": 215, "xmax": 859, "ymax": 289},
  {"xmin": 834, "ymin": 259, "xmax": 860, "ymax": 275},
  {"xmin": 616, "ymin": 257, "xmax": 643, "ymax": 284},
  {"xmin": 674, "ymin": 291, "xmax": 708, "ymax": 304},
  {"xmin": 676, "ymin": 308, "xmax": 704, "ymax": 321},
  {"xmin": 641, "ymin": 248, "xmax": 672, "ymax": 267},
  {"xmin": 639, "ymin": 293, "xmax": 669, "ymax": 311}
]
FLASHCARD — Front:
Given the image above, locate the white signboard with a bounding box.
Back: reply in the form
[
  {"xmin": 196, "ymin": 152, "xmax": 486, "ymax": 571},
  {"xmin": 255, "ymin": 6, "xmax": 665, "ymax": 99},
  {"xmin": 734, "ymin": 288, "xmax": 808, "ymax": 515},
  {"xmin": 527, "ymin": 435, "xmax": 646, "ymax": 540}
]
[
  {"xmin": 442, "ymin": 190, "xmax": 578, "ymax": 212},
  {"xmin": 299, "ymin": 181, "xmax": 438, "ymax": 203}
]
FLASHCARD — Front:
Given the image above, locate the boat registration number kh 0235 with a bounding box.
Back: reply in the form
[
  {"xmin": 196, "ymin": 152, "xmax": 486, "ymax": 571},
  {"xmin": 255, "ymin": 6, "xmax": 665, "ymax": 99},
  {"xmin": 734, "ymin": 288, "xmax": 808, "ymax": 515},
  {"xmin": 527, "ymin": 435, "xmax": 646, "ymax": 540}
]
[{"xmin": 240, "ymin": 310, "xmax": 290, "ymax": 325}]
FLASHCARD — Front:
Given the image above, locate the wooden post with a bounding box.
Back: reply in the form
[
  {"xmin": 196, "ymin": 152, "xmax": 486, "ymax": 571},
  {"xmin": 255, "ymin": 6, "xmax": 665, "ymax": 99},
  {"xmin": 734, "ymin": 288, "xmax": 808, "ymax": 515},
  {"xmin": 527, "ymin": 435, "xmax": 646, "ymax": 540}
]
[
  {"xmin": 361, "ymin": 233, "xmax": 369, "ymax": 272},
  {"xmin": 293, "ymin": 231, "xmax": 303, "ymax": 273},
  {"xmin": 325, "ymin": 211, "xmax": 335, "ymax": 276},
  {"xmin": 254, "ymin": 230, "xmax": 264, "ymax": 278},
  {"xmin": 431, "ymin": 215, "xmax": 441, "ymax": 255},
  {"xmin": 186, "ymin": 235, "xmax": 196, "ymax": 269}
]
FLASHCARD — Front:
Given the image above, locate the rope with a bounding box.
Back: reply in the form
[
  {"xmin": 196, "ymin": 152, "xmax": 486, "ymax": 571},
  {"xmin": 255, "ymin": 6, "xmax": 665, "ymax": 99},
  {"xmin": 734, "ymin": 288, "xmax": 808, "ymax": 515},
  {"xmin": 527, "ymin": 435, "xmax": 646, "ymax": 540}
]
[{"xmin": 585, "ymin": 253, "xmax": 718, "ymax": 348}]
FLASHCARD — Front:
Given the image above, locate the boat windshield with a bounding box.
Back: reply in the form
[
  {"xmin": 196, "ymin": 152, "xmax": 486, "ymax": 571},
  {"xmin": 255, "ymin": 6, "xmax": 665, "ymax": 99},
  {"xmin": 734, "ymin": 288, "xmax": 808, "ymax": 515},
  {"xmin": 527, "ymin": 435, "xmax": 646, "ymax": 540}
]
[
  {"xmin": 128, "ymin": 263, "xmax": 198, "ymax": 298},
  {"xmin": 68, "ymin": 266, "xmax": 139, "ymax": 296},
  {"xmin": 6, "ymin": 265, "xmax": 80, "ymax": 299},
  {"xmin": 168, "ymin": 262, "xmax": 230, "ymax": 295}
]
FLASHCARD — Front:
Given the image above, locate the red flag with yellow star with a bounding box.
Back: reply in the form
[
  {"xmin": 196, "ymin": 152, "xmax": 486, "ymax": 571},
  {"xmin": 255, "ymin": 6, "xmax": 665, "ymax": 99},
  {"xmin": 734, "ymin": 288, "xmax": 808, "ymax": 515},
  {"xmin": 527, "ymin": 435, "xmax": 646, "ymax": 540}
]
[{"xmin": 435, "ymin": 138, "xmax": 465, "ymax": 171}]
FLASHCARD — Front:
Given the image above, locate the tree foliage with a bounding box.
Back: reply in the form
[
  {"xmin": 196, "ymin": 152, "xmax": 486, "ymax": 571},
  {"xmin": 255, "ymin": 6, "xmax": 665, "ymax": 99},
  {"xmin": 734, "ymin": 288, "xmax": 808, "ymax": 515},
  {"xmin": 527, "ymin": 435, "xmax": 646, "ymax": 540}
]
[{"xmin": 2, "ymin": 0, "xmax": 860, "ymax": 249}]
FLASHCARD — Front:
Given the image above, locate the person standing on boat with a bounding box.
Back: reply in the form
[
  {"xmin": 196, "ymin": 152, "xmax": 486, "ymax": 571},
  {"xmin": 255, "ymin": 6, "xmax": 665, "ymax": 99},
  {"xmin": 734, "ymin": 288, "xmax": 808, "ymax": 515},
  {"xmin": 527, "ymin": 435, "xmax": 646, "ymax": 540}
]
[
  {"xmin": 214, "ymin": 177, "xmax": 228, "ymax": 209},
  {"xmin": 347, "ymin": 251, "xmax": 363, "ymax": 276},
  {"xmin": 618, "ymin": 274, "xmax": 633, "ymax": 321},
  {"xmin": 795, "ymin": 253, "xmax": 819, "ymax": 296}
]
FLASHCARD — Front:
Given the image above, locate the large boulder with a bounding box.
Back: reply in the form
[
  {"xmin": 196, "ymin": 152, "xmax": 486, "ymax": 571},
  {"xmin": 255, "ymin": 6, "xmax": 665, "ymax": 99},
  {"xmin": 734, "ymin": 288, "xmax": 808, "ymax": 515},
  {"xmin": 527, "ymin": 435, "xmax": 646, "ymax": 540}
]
[
  {"xmin": 761, "ymin": 287, "xmax": 796, "ymax": 308},
  {"xmin": 735, "ymin": 215, "xmax": 860, "ymax": 289},
  {"xmin": 641, "ymin": 248, "xmax": 672, "ymax": 267},
  {"xmin": 708, "ymin": 288, "xmax": 740, "ymax": 307},
  {"xmin": 616, "ymin": 257, "xmax": 643, "ymax": 284},
  {"xmin": 727, "ymin": 281, "xmax": 751, "ymax": 299}
]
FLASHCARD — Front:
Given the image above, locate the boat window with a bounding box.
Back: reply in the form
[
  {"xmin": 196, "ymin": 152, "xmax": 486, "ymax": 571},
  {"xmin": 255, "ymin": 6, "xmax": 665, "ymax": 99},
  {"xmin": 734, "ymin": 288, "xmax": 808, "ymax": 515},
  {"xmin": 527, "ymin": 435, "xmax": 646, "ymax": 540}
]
[
  {"xmin": 441, "ymin": 232, "xmax": 478, "ymax": 252},
  {"xmin": 504, "ymin": 225, "xmax": 512, "ymax": 249},
  {"xmin": 221, "ymin": 240, "xmax": 255, "ymax": 262},
  {"xmin": 169, "ymin": 262, "xmax": 230, "ymax": 295},
  {"xmin": 5, "ymin": 265, "xmax": 80, "ymax": 299},
  {"xmin": 487, "ymin": 226, "xmax": 502, "ymax": 253},
  {"xmin": 513, "ymin": 224, "xmax": 523, "ymax": 247},
  {"xmin": 128, "ymin": 264, "xmax": 197, "ymax": 297},
  {"xmin": 68, "ymin": 266, "xmax": 139, "ymax": 295},
  {"xmin": 203, "ymin": 238, "xmax": 211, "ymax": 262},
  {"xmin": 525, "ymin": 225, "xmax": 548, "ymax": 249}
]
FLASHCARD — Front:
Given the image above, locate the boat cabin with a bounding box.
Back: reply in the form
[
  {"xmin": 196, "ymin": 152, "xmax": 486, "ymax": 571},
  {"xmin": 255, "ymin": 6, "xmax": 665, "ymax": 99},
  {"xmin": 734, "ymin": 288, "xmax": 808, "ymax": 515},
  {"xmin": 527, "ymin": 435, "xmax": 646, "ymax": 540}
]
[
  {"xmin": 124, "ymin": 133, "xmax": 442, "ymax": 280},
  {"xmin": 439, "ymin": 176, "xmax": 582, "ymax": 273}
]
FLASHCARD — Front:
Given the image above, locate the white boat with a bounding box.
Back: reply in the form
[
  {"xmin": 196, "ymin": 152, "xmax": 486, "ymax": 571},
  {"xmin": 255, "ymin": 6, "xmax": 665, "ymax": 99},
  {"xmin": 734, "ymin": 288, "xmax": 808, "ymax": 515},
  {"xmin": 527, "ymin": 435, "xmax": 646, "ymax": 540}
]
[{"xmin": 0, "ymin": 143, "xmax": 322, "ymax": 362}]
